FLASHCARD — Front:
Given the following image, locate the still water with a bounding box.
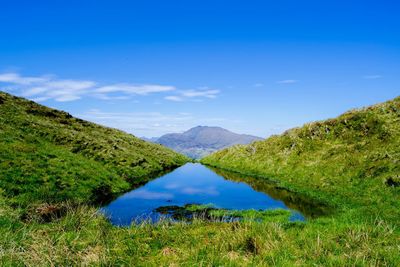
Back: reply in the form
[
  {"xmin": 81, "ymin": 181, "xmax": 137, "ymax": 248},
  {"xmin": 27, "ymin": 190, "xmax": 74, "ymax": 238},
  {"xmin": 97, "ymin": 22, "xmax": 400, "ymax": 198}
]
[{"xmin": 101, "ymin": 163, "xmax": 325, "ymax": 226}]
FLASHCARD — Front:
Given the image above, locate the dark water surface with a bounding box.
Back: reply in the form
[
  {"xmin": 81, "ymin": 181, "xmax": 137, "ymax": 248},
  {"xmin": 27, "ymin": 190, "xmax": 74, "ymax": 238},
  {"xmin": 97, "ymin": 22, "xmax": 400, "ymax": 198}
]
[{"xmin": 101, "ymin": 163, "xmax": 326, "ymax": 226}]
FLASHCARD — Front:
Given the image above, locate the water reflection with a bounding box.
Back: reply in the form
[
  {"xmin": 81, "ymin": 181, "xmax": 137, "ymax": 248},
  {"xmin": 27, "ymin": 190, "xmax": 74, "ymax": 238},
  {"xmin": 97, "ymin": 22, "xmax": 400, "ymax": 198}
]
[
  {"xmin": 208, "ymin": 167, "xmax": 331, "ymax": 218},
  {"xmin": 101, "ymin": 163, "xmax": 329, "ymax": 226}
]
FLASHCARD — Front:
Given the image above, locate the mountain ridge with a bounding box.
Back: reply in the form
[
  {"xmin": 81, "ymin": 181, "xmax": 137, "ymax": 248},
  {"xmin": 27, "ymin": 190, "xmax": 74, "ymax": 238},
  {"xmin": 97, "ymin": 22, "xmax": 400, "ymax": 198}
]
[{"xmin": 155, "ymin": 126, "xmax": 263, "ymax": 159}]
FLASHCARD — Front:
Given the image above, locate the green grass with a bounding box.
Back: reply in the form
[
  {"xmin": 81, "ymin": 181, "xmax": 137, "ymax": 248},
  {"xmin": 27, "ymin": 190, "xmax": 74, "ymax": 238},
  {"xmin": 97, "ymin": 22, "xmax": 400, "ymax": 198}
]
[
  {"xmin": 1, "ymin": 92, "xmax": 400, "ymax": 266},
  {"xmin": 0, "ymin": 91, "xmax": 189, "ymax": 206},
  {"xmin": 201, "ymin": 96, "xmax": 400, "ymax": 221},
  {"xmin": 155, "ymin": 204, "xmax": 293, "ymax": 222},
  {"xmin": 200, "ymin": 96, "xmax": 400, "ymax": 264},
  {"xmin": 208, "ymin": 207, "xmax": 292, "ymax": 222},
  {"xmin": 1, "ymin": 196, "xmax": 398, "ymax": 266}
]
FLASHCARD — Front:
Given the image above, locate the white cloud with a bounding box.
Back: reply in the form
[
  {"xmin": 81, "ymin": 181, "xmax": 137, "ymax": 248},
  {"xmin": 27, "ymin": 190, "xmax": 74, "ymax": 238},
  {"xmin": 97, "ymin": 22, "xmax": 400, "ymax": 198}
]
[
  {"xmin": 182, "ymin": 89, "xmax": 219, "ymax": 98},
  {"xmin": 23, "ymin": 87, "xmax": 49, "ymax": 97},
  {"xmin": 24, "ymin": 79, "xmax": 97, "ymax": 102},
  {"xmin": 164, "ymin": 95, "xmax": 184, "ymax": 102},
  {"xmin": 0, "ymin": 72, "xmax": 50, "ymax": 85},
  {"xmin": 96, "ymin": 84, "xmax": 175, "ymax": 95},
  {"xmin": 165, "ymin": 89, "xmax": 220, "ymax": 102},
  {"xmin": 94, "ymin": 94, "xmax": 131, "ymax": 100},
  {"xmin": 46, "ymin": 80, "xmax": 96, "ymax": 91},
  {"xmin": 53, "ymin": 94, "xmax": 82, "ymax": 102},
  {"xmin": 276, "ymin": 79, "xmax": 298, "ymax": 84},
  {"xmin": 0, "ymin": 72, "xmax": 177, "ymax": 102},
  {"xmin": 253, "ymin": 83, "xmax": 264, "ymax": 87},
  {"xmin": 29, "ymin": 80, "xmax": 94, "ymax": 101},
  {"xmin": 79, "ymin": 110, "xmax": 195, "ymax": 136},
  {"xmin": 363, "ymin": 75, "xmax": 382, "ymax": 79},
  {"xmin": 0, "ymin": 72, "xmax": 221, "ymax": 103},
  {"xmin": 77, "ymin": 109, "xmax": 235, "ymax": 137}
]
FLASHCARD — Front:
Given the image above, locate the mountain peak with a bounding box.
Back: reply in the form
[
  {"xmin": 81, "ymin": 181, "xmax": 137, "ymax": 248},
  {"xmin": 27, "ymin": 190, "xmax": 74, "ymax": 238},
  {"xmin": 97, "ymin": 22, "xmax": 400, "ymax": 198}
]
[
  {"xmin": 156, "ymin": 126, "xmax": 263, "ymax": 159},
  {"xmin": 186, "ymin": 125, "xmax": 223, "ymax": 131}
]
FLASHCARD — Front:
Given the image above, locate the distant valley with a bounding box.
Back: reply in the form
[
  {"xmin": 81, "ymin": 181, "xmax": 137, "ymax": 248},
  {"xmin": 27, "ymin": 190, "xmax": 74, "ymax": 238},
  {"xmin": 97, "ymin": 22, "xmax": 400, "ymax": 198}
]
[{"xmin": 145, "ymin": 126, "xmax": 263, "ymax": 159}]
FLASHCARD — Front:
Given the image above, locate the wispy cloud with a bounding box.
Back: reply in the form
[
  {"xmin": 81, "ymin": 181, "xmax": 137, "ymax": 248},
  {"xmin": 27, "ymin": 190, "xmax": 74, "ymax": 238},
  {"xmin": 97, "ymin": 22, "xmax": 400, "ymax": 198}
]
[
  {"xmin": 96, "ymin": 84, "xmax": 175, "ymax": 95},
  {"xmin": 363, "ymin": 75, "xmax": 382, "ymax": 79},
  {"xmin": 164, "ymin": 95, "xmax": 184, "ymax": 102},
  {"xmin": 78, "ymin": 109, "xmax": 233, "ymax": 137},
  {"xmin": 276, "ymin": 79, "xmax": 298, "ymax": 84},
  {"xmin": 165, "ymin": 88, "xmax": 220, "ymax": 102},
  {"xmin": 0, "ymin": 72, "xmax": 221, "ymax": 103},
  {"xmin": 0, "ymin": 72, "xmax": 50, "ymax": 85},
  {"xmin": 0, "ymin": 72, "xmax": 176, "ymax": 102},
  {"xmin": 23, "ymin": 79, "xmax": 97, "ymax": 102},
  {"xmin": 182, "ymin": 89, "xmax": 219, "ymax": 98},
  {"xmin": 253, "ymin": 83, "xmax": 264, "ymax": 87},
  {"xmin": 79, "ymin": 110, "xmax": 195, "ymax": 136}
]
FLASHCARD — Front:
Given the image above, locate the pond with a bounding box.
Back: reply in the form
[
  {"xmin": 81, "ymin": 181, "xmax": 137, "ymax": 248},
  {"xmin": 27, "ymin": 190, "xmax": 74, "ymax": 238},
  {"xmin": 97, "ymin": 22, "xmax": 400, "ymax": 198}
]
[{"xmin": 101, "ymin": 163, "xmax": 328, "ymax": 226}]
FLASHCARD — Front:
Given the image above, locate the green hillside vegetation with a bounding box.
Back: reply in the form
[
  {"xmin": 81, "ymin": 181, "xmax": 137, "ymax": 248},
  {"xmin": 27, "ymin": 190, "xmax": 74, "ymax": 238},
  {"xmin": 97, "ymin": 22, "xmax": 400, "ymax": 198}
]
[
  {"xmin": 1, "ymin": 92, "xmax": 399, "ymax": 266},
  {"xmin": 202, "ymin": 96, "xmax": 400, "ymax": 222},
  {"xmin": 0, "ymin": 91, "xmax": 188, "ymax": 206},
  {"xmin": 201, "ymin": 96, "xmax": 400, "ymax": 263}
]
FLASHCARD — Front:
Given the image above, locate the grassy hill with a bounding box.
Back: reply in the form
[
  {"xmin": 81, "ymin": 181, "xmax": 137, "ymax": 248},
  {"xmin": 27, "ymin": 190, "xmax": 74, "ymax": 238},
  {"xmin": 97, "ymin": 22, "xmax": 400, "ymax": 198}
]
[
  {"xmin": 0, "ymin": 91, "xmax": 188, "ymax": 206},
  {"xmin": 202, "ymin": 96, "xmax": 400, "ymax": 222}
]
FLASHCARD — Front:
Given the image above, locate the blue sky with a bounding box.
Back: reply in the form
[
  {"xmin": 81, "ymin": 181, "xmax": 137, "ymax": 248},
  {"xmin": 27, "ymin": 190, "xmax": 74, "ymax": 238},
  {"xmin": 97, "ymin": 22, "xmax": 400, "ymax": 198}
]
[{"xmin": 1, "ymin": 0, "xmax": 399, "ymax": 137}]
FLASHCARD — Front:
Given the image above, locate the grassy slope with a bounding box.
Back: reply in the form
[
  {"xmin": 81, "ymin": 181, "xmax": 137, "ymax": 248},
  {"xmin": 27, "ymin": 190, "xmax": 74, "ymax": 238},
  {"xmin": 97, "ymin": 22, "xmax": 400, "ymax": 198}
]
[
  {"xmin": 0, "ymin": 91, "xmax": 188, "ymax": 205},
  {"xmin": 200, "ymin": 97, "xmax": 400, "ymax": 262},
  {"xmin": 202, "ymin": 97, "xmax": 400, "ymax": 217},
  {"xmin": 1, "ymin": 92, "xmax": 399, "ymax": 266}
]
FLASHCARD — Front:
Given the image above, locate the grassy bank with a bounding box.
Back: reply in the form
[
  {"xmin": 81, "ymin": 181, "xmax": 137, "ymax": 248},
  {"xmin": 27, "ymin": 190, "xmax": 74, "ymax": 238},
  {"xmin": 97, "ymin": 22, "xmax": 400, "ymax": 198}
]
[
  {"xmin": 200, "ymin": 96, "xmax": 400, "ymax": 264},
  {"xmin": 1, "ymin": 194, "xmax": 398, "ymax": 266},
  {"xmin": 201, "ymin": 97, "xmax": 400, "ymax": 221},
  {"xmin": 0, "ymin": 91, "xmax": 188, "ymax": 206}
]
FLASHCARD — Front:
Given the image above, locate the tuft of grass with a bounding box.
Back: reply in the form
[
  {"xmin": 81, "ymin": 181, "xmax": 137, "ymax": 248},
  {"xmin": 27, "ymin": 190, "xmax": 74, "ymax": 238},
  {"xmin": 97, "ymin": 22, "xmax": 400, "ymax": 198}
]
[{"xmin": 208, "ymin": 208, "xmax": 292, "ymax": 222}]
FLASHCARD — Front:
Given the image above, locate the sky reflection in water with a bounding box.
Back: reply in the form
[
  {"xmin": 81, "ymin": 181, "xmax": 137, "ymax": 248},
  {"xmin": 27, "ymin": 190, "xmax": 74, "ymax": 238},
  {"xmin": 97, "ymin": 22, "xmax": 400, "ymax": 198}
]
[{"xmin": 101, "ymin": 163, "xmax": 305, "ymax": 225}]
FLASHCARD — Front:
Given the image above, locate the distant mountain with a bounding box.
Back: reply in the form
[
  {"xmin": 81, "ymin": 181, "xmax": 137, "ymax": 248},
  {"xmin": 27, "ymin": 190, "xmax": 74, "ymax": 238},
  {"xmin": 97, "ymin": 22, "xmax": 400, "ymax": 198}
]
[{"xmin": 155, "ymin": 126, "xmax": 263, "ymax": 159}]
